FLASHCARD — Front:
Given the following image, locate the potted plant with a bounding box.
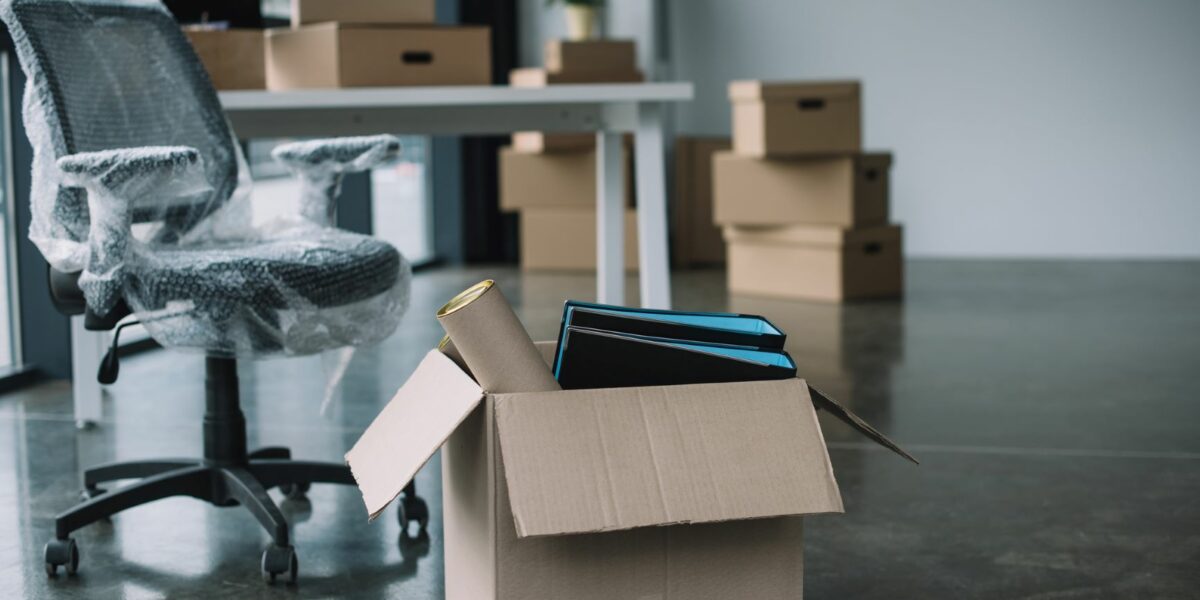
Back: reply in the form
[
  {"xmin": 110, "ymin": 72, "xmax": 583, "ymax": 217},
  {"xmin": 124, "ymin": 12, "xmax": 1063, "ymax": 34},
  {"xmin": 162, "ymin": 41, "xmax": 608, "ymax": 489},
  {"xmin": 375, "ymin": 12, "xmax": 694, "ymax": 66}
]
[{"xmin": 547, "ymin": 0, "xmax": 604, "ymax": 41}]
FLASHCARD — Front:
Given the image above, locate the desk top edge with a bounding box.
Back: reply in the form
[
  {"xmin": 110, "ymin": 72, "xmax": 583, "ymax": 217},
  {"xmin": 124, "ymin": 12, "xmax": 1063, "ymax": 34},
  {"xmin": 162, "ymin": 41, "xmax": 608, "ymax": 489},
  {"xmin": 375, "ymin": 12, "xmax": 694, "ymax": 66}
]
[{"xmin": 218, "ymin": 82, "xmax": 694, "ymax": 110}]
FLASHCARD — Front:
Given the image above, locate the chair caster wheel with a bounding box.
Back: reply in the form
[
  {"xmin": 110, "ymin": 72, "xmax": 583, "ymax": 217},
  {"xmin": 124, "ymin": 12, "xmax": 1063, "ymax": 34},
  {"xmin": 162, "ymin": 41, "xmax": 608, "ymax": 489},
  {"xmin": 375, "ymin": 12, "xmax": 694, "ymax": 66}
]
[
  {"xmin": 397, "ymin": 495, "xmax": 430, "ymax": 533},
  {"xmin": 280, "ymin": 482, "xmax": 310, "ymax": 500},
  {"xmin": 44, "ymin": 538, "xmax": 79, "ymax": 577},
  {"xmin": 261, "ymin": 544, "xmax": 297, "ymax": 584}
]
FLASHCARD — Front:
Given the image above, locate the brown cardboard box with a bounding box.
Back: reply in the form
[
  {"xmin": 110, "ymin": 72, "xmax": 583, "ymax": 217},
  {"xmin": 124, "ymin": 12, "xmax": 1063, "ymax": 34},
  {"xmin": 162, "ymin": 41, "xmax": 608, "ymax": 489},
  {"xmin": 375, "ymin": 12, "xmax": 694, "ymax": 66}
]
[
  {"xmin": 673, "ymin": 137, "xmax": 731, "ymax": 267},
  {"xmin": 509, "ymin": 66, "xmax": 643, "ymax": 87},
  {"xmin": 510, "ymin": 131, "xmax": 595, "ymax": 153},
  {"xmin": 713, "ymin": 151, "xmax": 892, "ymax": 227},
  {"xmin": 510, "ymin": 68, "xmax": 644, "ymax": 153},
  {"xmin": 290, "ymin": 0, "xmax": 435, "ymax": 27},
  {"xmin": 520, "ymin": 207, "xmax": 639, "ymax": 271},
  {"xmin": 345, "ymin": 341, "xmax": 899, "ymax": 600},
  {"xmin": 265, "ymin": 24, "xmax": 490, "ymax": 90},
  {"xmin": 544, "ymin": 39, "xmax": 637, "ymax": 75},
  {"xmin": 730, "ymin": 294, "xmax": 905, "ymax": 376},
  {"xmin": 730, "ymin": 80, "xmax": 862, "ymax": 157},
  {"xmin": 499, "ymin": 146, "xmax": 633, "ymax": 211},
  {"xmin": 725, "ymin": 224, "xmax": 903, "ymax": 301},
  {"xmin": 183, "ymin": 28, "xmax": 265, "ymax": 91}
]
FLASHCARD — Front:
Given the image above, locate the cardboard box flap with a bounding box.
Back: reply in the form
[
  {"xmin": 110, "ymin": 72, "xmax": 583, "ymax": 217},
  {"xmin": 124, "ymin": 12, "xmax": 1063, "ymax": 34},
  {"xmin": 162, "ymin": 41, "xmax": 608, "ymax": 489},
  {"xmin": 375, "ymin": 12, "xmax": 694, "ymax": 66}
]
[
  {"xmin": 494, "ymin": 378, "xmax": 844, "ymax": 538},
  {"xmin": 724, "ymin": 224, "xmax": 903, "ymax": 248},
  {"xmin": 346, "ymin": 350, "xmax": 483, "ymax": 520},
  {"xmin": 808, "ymin": 385, "xmax": 919, "ymax": 464},
  {"xmin": 729, "ymin": 80, "xmax": 860, "ymax": 102}
]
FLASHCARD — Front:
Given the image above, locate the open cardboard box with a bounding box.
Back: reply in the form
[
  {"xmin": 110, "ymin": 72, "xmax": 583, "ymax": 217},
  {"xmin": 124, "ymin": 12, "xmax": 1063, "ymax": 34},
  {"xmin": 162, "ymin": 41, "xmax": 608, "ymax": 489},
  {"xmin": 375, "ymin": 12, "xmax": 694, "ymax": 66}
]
[{"xmin": 347, "ymin": 341, "xmax": 911, "ymax": 600}]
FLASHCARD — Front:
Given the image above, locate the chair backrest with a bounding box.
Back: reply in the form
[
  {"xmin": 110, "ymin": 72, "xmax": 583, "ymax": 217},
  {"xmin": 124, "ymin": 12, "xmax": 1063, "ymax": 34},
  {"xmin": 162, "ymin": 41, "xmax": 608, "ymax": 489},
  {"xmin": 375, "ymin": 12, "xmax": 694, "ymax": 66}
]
[{"xmin": 0, "ymin": 0, "xmax": 239, "ymax": 244}]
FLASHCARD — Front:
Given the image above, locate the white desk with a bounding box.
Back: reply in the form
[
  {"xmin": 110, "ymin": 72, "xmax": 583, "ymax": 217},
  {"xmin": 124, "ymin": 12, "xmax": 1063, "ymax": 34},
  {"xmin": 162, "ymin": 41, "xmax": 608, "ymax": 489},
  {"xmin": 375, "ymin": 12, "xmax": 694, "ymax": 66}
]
[
  {"xmin": 219, "ymin": 83, "xmax": 692, "ymax": 308},
  {"xmin": 71, "ymin": 82, "xmax": 692, "ymax": 426}
]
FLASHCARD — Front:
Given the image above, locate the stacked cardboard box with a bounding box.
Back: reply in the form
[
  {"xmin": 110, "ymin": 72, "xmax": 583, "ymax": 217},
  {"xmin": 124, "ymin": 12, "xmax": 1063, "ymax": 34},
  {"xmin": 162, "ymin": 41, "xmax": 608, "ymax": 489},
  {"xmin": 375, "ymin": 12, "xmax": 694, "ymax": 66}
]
[
  {"xmin": 716, "ymin": 81, "xmax": 903, "ymax": 301},
  {"xmin": 672, "ymin": 137, "xmax": 730, "ymax": 268},
  {"xmin": 265, "ymin": 0, "xmax": 491, "ymax": 90},
  {"xmin": 184, "ymin": 26, "xmax": 267, "ymax": 90},
  {"xmin": 501, "ymin": 40, "xmax": 642, "ymax": 271}
]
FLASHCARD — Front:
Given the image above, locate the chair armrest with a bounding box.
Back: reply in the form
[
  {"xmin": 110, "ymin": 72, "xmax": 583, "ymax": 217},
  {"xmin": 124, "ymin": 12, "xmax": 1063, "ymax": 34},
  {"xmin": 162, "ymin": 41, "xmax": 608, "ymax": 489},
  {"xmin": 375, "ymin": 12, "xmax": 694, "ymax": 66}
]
[
  {"xmin": 56, "ymin": 146, "xmax": 208, "ymax": 316},
  {"xmin": 58, "ymin": 146, "xmax": 207, "ymax": 199},
  {"xmin": 271, "ymin": 135, "xmax": 401, "ymax": 226},
  {"xmin": 272, "ymin": 134, "xmax": 401, "ymax": 175}
]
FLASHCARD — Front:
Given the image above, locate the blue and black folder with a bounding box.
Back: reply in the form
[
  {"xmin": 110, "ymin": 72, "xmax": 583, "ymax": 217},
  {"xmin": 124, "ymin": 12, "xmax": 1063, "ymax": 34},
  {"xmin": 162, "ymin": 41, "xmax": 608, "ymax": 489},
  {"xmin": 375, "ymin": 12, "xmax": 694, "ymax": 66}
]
[
  {"xmin": 552, "ymin": 301, "xmax": 793, "ymax": 389},
  {"xmin": 552, "ymin": 301, "xmax": 918, "ymax": 464}
]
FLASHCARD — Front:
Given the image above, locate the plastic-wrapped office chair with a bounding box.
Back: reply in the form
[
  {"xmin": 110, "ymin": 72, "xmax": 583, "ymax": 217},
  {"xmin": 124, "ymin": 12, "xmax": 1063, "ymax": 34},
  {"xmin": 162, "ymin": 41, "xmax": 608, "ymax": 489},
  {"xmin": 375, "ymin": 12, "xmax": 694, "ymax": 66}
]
[{"xmin": 0, "ymin": 0, "xmax": 427, "ymax": 583}]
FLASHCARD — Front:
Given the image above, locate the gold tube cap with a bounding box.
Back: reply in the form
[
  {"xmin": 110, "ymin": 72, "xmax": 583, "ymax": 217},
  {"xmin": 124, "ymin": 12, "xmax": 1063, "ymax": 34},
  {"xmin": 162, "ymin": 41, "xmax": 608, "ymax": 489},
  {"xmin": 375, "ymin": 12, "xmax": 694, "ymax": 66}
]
[{"xmin": 437, "ymin": 279, "xmax": 495, "ymax": 318}]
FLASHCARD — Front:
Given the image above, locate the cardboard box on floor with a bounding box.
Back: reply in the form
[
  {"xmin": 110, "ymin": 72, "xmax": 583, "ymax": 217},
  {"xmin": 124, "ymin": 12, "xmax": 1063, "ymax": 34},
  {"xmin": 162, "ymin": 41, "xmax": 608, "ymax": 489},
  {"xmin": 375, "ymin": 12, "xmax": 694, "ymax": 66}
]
[
  {"xmin": 544, "ymin": 39, "xmax": 637, "ymax": 75},
  {"xmin": 729, "ymin": 294, "xmax": 905, "ymax": 369},
  {"xmin": 290, "ymin": 0, "xmax": 435, "ymax": 27},
  {"xmin": 499, "ymin": 145, "xmax": 633, "ymax": 211},
  {"xmin": 714, "ymin": 152, "xmax": 892, "ymax": 227},
  {"xmin": 730, "ymin": 80, "xmax": 862, "ymax": 157},
  {"xmin": 673, "ymin": 136, "xmax": 730, "ymax": 267},
  {"xmin": 509, "ymin": 67, "xmax": 644, "ymax": 153},
  {"xmin": 183, "ymin": 28, "xmax": 265, "ymax": 91},
  {"xmin": 520, "ymin": 207, "xmax": 639, "ymax": 271},
  {"xmin": 725, "ymin": 224, "xmax": 904, "ymax": 301},
  {"xmin": 347, "ymin": 341, "xmax": 906, "ymax": 600},
  {"xmin": 266, "ymin": 24, "xmax": 490, "ymax": 90}
]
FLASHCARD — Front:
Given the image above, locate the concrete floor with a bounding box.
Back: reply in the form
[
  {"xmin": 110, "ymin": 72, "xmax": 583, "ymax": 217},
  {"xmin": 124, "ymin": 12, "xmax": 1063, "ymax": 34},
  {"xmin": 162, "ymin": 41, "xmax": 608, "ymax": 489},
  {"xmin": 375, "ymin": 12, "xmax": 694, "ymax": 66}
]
[{"xmin": 1, "ymin": 262, "xmax": 1198, "ymax": 599}]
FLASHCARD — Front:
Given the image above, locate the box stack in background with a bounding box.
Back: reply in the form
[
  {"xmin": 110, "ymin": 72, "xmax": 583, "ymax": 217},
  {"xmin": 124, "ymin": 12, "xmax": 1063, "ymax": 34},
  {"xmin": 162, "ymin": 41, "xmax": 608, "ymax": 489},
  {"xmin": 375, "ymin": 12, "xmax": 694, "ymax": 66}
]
[
  {"xmin": 672, "ymin": 137, "xmax": 730, "ymax": 268},
  {"xmin": 265, "ymin": 0, "xmax": 491, "ymax": 90},
  {"xmin": 184, "ymin": 26, "xmax": 267, "ymax": 90},
  {"xmin": 716, "ymin": 81, "xmax": 903, "ymax": 301},
  {"xmin": 501, "ymin": 40, "xmax": 642, "ymax": 271}
]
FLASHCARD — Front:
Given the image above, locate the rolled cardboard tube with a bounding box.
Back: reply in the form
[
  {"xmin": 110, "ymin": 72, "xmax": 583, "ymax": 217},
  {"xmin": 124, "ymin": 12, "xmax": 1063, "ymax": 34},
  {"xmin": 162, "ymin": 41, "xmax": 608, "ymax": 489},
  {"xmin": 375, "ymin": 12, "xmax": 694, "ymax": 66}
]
[
  {"xmin": 436, "ymin": 280, "xmax": 561, "ymax": 393},
  {"xmin": 437, "ymin": 334, "xmax": 469, "ymax": 373}
]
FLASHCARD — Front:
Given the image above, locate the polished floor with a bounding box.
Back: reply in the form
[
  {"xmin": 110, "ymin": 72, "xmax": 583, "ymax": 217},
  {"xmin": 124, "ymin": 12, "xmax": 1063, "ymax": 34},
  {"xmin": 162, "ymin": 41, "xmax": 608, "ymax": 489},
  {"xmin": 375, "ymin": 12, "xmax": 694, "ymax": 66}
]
[{"xmin": 1, "ymin": 262, "xmax": 1198, "ymax": 599}]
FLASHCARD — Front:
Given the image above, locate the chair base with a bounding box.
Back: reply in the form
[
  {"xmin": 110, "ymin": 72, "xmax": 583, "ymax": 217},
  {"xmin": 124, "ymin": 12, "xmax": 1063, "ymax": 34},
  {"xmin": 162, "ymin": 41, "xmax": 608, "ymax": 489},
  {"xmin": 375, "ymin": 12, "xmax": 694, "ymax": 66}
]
[
  {"xmin": 45, "ymin": 448, "xmax": 426, "ymax": 583},
  {"xmin": 44, "ymin": 356, "xmax": 428, "ymax": 584}
]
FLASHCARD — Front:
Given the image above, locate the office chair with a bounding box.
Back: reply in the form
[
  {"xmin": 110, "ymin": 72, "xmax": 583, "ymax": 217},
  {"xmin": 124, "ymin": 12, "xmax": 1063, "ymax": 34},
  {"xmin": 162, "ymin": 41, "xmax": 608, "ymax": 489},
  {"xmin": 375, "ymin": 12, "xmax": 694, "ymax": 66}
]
[{"xmin": 0, "ymin": 0, "xmax": 427, "ymax": 584}]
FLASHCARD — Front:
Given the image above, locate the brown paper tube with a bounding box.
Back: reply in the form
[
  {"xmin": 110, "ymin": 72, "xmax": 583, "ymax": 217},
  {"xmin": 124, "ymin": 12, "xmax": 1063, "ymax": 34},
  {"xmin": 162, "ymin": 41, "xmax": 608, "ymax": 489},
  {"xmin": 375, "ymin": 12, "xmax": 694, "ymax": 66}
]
[
  {"xmin": 437, "ymin": 334, "xmax": 469, "ymax": 373},
  {"xmin": 436, "ymin": 280, "xmax": 561, "ymax": 393}
]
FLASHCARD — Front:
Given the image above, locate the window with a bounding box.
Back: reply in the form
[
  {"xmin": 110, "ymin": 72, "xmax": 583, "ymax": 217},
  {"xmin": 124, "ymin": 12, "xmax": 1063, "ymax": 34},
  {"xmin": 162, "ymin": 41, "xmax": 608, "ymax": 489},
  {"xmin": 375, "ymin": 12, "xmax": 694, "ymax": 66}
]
[
  {"xmin": 247, "ymin": 137, "xmax": 437, "ymax": 265},
  {"xmin": 0, "ymin": 53, "xmax": 19, "ymax": 371},
  {"xmin": 371, "ymin": 136, "xmax": 435, "ymax": 265}
]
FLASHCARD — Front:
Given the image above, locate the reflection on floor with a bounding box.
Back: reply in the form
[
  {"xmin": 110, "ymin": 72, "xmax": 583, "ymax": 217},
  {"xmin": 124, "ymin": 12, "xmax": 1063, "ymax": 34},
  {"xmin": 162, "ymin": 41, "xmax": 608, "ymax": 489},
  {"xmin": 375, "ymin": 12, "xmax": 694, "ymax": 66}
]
[{"xmin": 1, "ymin": 262, "xmax": 1198, "ymax": 598}]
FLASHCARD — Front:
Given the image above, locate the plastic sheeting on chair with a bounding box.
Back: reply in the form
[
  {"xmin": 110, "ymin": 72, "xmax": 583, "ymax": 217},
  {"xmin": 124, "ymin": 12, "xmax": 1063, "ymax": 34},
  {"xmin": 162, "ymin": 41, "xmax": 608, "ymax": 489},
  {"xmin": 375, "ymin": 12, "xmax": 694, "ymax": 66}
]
[{"xmin": 0, "ymin": 0, "xmax": 411, "ymax": 358}]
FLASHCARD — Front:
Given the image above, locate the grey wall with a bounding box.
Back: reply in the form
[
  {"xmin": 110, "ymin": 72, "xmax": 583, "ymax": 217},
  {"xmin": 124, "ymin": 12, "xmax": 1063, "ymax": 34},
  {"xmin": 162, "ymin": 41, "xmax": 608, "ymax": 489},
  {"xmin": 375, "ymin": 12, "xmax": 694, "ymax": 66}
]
[{"xmin": 669, "ymin": 0, "xmax": 1200, "ymax": 258}]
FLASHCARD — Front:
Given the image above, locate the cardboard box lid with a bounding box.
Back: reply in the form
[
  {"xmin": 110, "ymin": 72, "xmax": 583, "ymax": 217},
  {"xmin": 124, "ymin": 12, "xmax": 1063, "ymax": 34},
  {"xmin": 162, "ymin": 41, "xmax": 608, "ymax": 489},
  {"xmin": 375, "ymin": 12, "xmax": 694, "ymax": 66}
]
[
  {"xmin": 729, "ymin": 80, "xmax": 860, "ymax": 102},
  {"xmin": 345, "ymin": 350, "xmax": 484, "ymax": 520},
  {"xmin": 724, "ymin": 224, "xmax": 903, "ymax": 248},
  {"xmin": 509, "ymin": 67, "xmax": 644, "ymax": 87},
  {"xmin": 492, "ymin": 378, "xmax": 844, "ymax": 538},
  {"xmin": 859, "ymin": 151, "xmax": 894, "ymax": 170},
  {"xmin": 267, "ymin": 22, "xmax": 488, "ymax": 36}
]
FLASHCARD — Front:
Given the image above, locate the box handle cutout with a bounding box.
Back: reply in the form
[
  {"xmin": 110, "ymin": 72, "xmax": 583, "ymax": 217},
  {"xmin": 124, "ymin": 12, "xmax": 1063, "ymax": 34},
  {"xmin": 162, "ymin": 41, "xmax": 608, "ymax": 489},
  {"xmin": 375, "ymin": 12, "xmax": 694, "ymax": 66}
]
[
  {"xmin": 864, "ymin": 168, "xmax": 879, "ymax": 182},
  {"xmin": 863, "ymin": 242, "xmax": 883, "ymax": 255},
  {"xmin": 402, "ymin": 51, "xmax": 434, "ymax": 65},
  {"xmin": 797, "ymin": 98, "xmax": 826, "ymax": 111}
]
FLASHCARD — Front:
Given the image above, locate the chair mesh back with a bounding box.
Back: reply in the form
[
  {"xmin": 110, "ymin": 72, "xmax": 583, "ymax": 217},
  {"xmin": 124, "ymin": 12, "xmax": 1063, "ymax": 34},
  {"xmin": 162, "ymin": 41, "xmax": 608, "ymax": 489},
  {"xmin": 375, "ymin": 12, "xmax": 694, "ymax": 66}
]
[{"xmin": 2, "ymin": 0, "xmax": 239, "ymax": 236}]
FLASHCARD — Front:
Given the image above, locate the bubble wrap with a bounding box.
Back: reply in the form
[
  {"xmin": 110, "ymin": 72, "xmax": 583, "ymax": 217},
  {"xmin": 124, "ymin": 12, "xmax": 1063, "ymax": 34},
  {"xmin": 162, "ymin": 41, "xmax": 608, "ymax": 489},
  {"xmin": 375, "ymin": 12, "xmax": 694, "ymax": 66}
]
[{"xmin": 0, "ymin": 0, "xmax": 411, "ymax": 358}]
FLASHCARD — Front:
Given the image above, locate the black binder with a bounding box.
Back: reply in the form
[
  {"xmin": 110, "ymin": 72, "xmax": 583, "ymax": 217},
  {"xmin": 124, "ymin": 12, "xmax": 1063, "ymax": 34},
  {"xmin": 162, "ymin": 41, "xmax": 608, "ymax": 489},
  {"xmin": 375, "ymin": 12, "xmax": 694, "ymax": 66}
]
[
  {"xmin": 556, "ymin": 326, "xmax": 798, "ymax": 390},
  {"xmin": 552, "ymin": 301, "xmax": 786, "ymax": 378}
]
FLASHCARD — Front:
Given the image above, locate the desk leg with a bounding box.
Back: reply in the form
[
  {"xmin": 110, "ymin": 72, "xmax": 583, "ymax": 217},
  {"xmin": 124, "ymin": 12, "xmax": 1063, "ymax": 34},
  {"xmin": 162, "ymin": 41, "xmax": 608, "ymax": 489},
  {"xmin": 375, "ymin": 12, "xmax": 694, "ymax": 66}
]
[
  {"xmin": 70, "ymin": 315, "xmax": 105, "ymax": 428},
  {"xmin": 596, "ymin": 131, "xmax": 626, "ymax": 305},
  {"xmin": 634, "ymin": 103, "xmax": 672, "ymax": 309}
]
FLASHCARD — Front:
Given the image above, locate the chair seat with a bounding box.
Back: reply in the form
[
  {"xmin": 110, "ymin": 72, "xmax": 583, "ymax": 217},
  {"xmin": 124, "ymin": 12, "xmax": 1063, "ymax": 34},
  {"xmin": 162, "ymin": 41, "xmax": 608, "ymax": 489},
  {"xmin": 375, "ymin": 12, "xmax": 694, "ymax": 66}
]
[{"xmin": 128, "ymin": 228, "xmax": 401, "ymax": 312}]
